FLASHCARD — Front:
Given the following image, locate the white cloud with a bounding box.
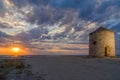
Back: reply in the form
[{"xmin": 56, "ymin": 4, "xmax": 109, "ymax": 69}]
[
  {"xmin": 47, "ymin": 23, "xmax": 66, "ymax": 37},
  {"xmin": 0, "ymin": 1, "xmax": 37, "ymax": 35},
  {"xmin": 117, "ymin": 33, "xmax": 120, "ymax": 35}
]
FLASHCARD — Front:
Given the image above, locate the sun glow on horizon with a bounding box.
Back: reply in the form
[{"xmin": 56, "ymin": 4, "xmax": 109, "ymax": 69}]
[
  {"xmin": 12, "ymin": 47, "xmax": 21, "ymax": 53},
  {"xmin": 11, "ymin": 47, "xmax": 21, "ymax": 57},
  {"xmin": 0, "ymin": 45, "xmax": 30, "ymax": 56}
]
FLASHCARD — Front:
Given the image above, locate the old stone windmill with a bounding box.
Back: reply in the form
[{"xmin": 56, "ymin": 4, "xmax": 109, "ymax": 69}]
[{"xmin": 89, "ymin": 27, "xmax": 115, "ymax": 57}]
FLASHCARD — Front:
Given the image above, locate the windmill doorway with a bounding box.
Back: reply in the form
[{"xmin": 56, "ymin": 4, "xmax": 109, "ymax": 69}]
[{"xmin": 105, "ymin": 46, "xmax": 110, "ymax": 56}]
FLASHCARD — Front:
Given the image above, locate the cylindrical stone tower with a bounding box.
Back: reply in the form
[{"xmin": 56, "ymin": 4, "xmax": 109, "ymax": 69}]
[{"xmin": 89, "ymin": 27, "xmax": 115, "ymax": 57}]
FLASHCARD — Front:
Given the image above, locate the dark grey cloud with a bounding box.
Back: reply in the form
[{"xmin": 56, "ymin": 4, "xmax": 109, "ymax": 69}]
[
  {"xmin": 11, "ymin": 0, "xmax": 50, "ymax": 8},
  {"xmin": 0, "ymin": 31, "xmax": 12, "ymax": 47},
  {"xmin": 0, "ymin": 0, "xmax": 6, "ymax": 16},
  {"xmin": 0, "ymin": 31, "xmax": 9, "ymax": 38},
  {"xmin": 0, "ymin": 0, "xmax": 119, "ymax": 54},
  {"xmin": 7, "ymin": 0, "xmax": 120, "ymax": 37},
  {"xmin": 11, "ymin": 0, "xmax": 120, "ymax": 41},
  {"xmin": 61, "ymin": 47, "xmax": 87, "ymax": 50},
  {"xmin": 5, "ymin": 0, "xmax": 120, "ymax": 25},
  {"xmin": 17, "ymin": 27, "xmax": 48, "ymax": 40},
  {"xmin": 16, "ymin": 27, "xmax": 49, "ymax": 48},
  {"xmin": 0, "ymin": 23, "xmax": 13, "ymax": 28},
  {"xmin": 26, "ymin": 6, "xmax": 64, "ymax": 25}
]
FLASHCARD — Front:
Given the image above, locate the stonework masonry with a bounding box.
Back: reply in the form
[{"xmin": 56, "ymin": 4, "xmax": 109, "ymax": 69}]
[{"xmin": 89, "ymin": 27, "xmax": 115, "ymax": 57}]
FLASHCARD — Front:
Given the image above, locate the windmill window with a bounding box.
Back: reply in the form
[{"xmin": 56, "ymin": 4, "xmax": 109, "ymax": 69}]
[
  {"xmin": 93, "ymin": 41, "xmax": 97, "ymax": 45},
  {"xmin": 90, "ymin": 33, "xmax": 93, "ymax": 35}
]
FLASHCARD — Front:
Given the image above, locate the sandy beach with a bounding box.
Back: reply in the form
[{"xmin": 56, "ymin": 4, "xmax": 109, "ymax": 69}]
[{"xmin": 24, "ymin": 55, "xmax": 120, "ymax": 80}]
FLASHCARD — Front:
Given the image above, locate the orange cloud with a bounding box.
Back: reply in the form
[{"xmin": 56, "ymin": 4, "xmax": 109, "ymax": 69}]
[{"xmin": 4, "ymin": 0, "xmax": 14, "ymax": 7}]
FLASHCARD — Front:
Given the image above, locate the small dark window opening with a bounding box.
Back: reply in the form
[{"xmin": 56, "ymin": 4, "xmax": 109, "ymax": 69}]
[
  {"xmin": 90, "ymin": 33, "xmax": 93, "ymax": 35},
  {"xmin": 93, "ymin": 41, "xmax": 97, "ymax": 45}
]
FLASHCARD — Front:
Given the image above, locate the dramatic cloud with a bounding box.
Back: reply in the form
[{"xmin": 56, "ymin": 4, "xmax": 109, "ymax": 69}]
[
  {"xmin": 0, "ymin": 0, "xmax": 120, "ymax": 55},
  {"xmin": 0, "ymin": 31, "xmax": 12, "ymax": 47}
]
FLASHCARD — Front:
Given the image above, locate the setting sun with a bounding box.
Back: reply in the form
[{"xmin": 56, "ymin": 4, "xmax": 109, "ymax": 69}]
[{"xmin": 12, "ymin": 47, "xmax": 21, "ymax": 53}]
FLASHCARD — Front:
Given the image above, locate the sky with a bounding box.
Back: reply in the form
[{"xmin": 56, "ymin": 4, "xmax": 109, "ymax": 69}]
[{"xmin": 0, "ymin": 0, "xmax": 120, "ymax": 55}]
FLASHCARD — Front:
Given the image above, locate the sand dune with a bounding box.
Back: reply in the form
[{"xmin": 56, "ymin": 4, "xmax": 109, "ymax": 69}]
[{"xmin": 25, "ymin": 56, "xmax": 120, "ymax": 80}]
